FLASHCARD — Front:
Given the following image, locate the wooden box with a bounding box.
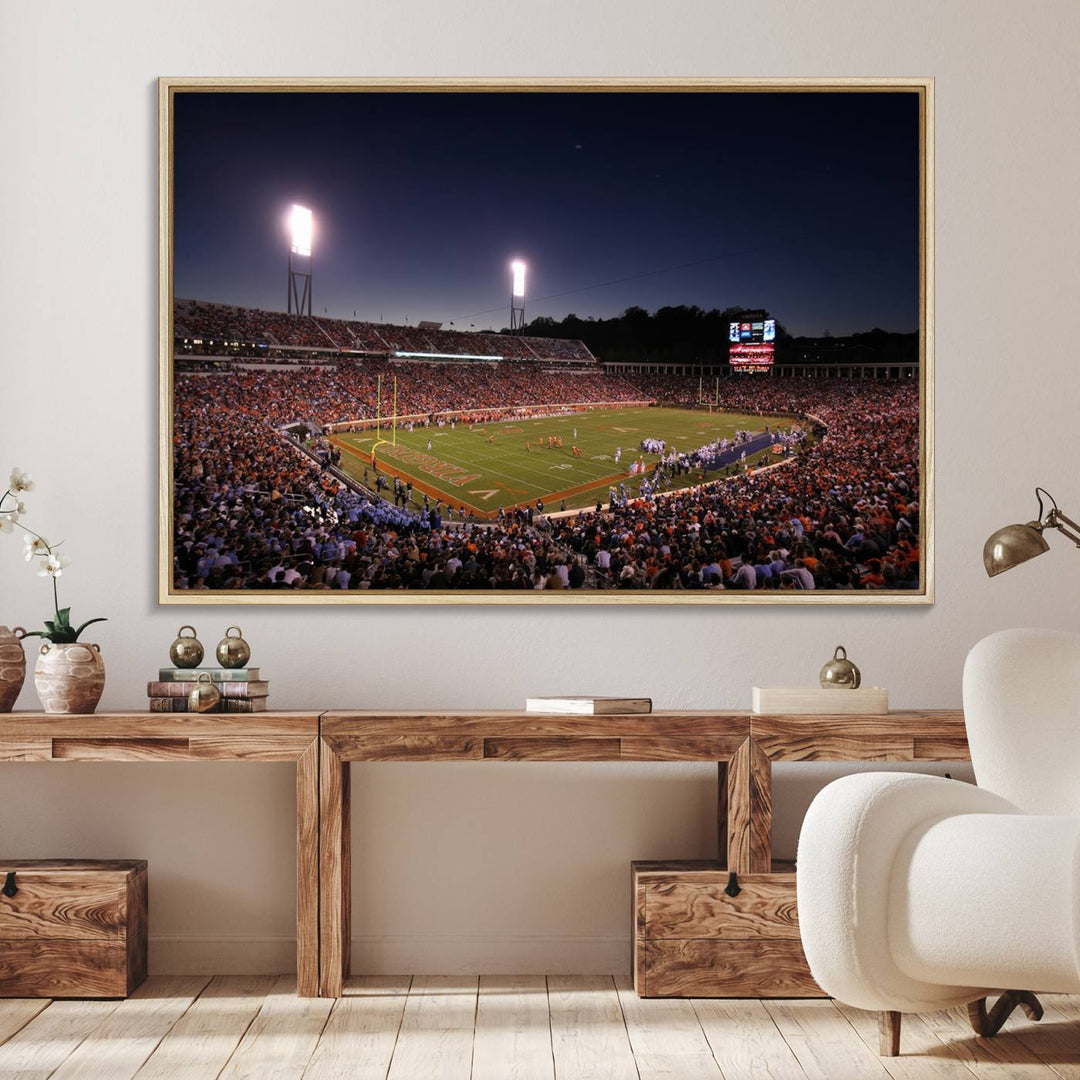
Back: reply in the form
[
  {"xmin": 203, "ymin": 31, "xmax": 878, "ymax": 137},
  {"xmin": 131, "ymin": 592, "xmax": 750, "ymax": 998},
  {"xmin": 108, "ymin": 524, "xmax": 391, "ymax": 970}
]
[
  {"xmin": 632, "ymin": 860, "xmax": 822, "ymax": 998},
  {"xmin": 0, "ymin": 859, "xmax": 148, "ymax": 998}
]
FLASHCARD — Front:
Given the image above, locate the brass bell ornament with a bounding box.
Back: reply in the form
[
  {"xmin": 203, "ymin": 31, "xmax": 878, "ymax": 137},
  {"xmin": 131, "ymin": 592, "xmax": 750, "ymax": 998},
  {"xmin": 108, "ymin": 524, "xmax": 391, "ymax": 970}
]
[
  {"xmin": 820, "ymin": 645, "xmax": 861, "ymax": 689},
  {"xmin": 188, "ymin": 672, "xmax": 221, "ymax": 713},
  {"xmin": 169, "ymin": 625, "xmax": 204, "ymax": 669},
  {"xmin": 215, "ymin": 626, "xmax": 251, "ymax": 669}
]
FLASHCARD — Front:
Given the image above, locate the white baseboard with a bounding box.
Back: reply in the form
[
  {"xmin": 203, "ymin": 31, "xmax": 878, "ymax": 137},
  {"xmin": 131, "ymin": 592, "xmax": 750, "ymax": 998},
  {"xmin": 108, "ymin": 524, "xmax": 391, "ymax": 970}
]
[{"xmin": 148, "ymin": 934, "xmax": 630, "ymax": 975}]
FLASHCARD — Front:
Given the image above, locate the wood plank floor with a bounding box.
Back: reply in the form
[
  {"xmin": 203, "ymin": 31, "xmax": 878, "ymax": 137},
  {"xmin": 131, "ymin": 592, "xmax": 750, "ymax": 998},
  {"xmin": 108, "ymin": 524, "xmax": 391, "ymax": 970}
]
[{"xmin": 1, "ymin": 976, "xmax": 1079, "ymax": 1080}]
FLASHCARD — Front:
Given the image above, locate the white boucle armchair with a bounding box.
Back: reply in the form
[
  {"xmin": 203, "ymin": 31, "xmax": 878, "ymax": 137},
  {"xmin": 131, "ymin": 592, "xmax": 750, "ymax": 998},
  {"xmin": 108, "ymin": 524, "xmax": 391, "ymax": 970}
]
[{"xmin": 797, "ymin": 628, "xmax": 1080, "ymax": 1056}]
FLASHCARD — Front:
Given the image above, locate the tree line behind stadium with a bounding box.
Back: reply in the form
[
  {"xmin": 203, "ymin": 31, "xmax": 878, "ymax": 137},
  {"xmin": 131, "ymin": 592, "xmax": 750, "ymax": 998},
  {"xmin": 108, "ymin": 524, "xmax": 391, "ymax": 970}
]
[{"xmin": 520, "ymin": 306, "xmax": 917, "ymax": 370}]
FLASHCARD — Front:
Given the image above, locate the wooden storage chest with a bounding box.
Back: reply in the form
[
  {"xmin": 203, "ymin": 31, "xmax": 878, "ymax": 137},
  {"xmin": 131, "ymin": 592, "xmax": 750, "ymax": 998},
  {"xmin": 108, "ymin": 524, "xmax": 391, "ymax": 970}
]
[
  {"xmin": 0, "ymin": 859, "xmax": 148, "ymax": 998},
  {"xmin": 632, "ymin": 859, "xmax": 822, "ymax": 998}
]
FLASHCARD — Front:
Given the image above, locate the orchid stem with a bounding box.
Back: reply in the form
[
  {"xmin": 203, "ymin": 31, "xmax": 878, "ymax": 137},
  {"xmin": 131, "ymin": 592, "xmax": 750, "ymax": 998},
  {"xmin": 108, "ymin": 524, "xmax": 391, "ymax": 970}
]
[
  {"xmin": 11, "ymin": 519, "xmax": 51, "ymax": 551},
  {"xmin": 7, "ymin": 509, "xmax": 62, "ymax": 616}
]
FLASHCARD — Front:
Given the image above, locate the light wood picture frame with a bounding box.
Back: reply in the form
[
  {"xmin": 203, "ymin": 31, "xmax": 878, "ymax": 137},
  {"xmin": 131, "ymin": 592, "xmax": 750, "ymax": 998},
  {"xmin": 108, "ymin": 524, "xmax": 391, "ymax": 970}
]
[{"xmin": 159, "ymin": 77, "xmax": 933, "ymax": 605}]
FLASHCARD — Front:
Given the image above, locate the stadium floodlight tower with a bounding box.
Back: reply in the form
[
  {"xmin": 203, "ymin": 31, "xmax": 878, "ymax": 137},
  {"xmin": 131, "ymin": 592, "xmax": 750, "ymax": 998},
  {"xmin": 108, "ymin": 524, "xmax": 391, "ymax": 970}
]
[
  {"xmin": 509, "ymin": 259, "xmax": 526, "ymax": 335},
  {"xmin": 287, "ymin": 204, "xmax": 313, "ymax": 316}
]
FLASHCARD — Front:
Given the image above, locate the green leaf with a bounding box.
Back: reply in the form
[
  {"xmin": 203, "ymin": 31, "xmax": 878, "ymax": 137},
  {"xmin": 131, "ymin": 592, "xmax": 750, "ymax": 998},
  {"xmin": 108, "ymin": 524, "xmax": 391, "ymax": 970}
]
[
  {"xmin": 55, "ymin": 607, "xmax": 71, "ymax": 627},
  {"xmin": 43, "ymin": 620, "xmax": 57, "ymax": 634},
  {"xmin": 73, "ymin": 617, "xmax": 107, "ymax": 641}
]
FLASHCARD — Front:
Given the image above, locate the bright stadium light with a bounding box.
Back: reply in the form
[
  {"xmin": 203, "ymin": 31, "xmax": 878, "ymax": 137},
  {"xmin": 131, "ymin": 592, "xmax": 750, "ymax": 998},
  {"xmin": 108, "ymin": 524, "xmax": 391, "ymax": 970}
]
[
  {"xmin": 509, "ymin": 259, "xmax": 527, "ymax": 335},
  {"xmin": 290, "ymin": 204, "xmax": 313, "ymax": 257},
  {"xmin": 510, "ymin": 259, "xmax": 526, "ymax": 298},
  {"xmin": 287, "ymin": 205, "xmax": 313, "ymax": 314}
]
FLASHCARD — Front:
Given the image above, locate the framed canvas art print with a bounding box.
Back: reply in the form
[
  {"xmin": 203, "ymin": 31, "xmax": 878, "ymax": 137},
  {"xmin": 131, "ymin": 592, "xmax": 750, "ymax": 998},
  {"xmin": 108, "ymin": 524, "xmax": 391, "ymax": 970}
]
[{"xmin": 159, "ymin": 77, "xmax": 933, "ymax": 604}]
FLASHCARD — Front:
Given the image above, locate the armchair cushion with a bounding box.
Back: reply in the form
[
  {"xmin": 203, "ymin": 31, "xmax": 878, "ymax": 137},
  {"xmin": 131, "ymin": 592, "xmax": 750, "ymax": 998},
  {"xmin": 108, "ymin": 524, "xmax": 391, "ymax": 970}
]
[
  {"xmin": 890, "ymin": 811, "xmax": 1080, "ymax": 993},
  {"xmin": 797, "ymin": 772, "xmax": 1019, "ymax": 1012}
]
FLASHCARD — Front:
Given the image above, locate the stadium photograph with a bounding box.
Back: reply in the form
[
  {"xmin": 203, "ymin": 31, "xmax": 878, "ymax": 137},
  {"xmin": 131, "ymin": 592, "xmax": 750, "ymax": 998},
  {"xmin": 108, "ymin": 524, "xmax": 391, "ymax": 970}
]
[{"xmin": 161, "ymin": 80, "xmax": 930, "ymax": 602}]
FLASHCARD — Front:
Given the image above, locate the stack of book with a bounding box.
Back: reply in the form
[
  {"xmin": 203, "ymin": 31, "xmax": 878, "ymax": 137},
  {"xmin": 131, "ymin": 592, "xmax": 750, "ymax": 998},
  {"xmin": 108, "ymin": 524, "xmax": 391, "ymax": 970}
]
[{"xmin": 148, "ymin": 668, "xmax": 269, "ymax": 713}]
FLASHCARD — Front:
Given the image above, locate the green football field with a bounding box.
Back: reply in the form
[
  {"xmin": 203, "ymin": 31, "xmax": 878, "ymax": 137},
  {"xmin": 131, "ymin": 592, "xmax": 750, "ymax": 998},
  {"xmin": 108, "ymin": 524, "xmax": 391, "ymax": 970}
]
[{"xmin": 325, "ymin": 405, "xmax": 795, "ymax": 518}]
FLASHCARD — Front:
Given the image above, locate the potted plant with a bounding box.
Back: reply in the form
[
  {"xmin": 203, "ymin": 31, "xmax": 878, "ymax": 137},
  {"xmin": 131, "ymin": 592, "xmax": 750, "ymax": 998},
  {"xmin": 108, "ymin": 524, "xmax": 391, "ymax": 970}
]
[{"xmin": 1, "ymin": 468, "xmax": 108, "ymax": 714}]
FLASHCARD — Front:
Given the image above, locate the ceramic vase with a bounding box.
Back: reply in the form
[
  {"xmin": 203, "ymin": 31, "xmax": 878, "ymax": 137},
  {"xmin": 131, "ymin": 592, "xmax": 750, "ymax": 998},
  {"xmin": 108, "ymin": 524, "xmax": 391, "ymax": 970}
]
[
  {"xmin": 34, "ymin": 642, "xmax": 106, "ymax": 714},
  {"xmin": 0, "ymin": 626, "xmax": 27, "ymax": 713}
]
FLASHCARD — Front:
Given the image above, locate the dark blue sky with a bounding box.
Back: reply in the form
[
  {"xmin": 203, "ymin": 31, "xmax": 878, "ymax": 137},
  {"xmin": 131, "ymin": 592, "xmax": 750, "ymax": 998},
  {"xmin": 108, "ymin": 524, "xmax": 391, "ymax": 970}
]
[{"xmin": 174, "ymin": 90, "xmax": 919, "ymax": 336}]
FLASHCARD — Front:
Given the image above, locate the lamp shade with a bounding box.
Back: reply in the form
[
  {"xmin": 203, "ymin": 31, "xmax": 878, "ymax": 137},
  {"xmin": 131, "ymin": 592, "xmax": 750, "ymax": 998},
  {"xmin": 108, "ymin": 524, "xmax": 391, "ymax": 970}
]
[{"xmin": 983, "ymin": 522, "xmax": 1050, "ymax": 577}]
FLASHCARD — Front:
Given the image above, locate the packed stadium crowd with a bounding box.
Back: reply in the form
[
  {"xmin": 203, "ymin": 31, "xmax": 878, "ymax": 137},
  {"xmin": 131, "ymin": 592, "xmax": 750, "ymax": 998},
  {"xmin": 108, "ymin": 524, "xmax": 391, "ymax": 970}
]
[
  {"xmin": 174, "ymin": 299, "xmax": 596, "ymax": 362},
  {"xmin": 172, "ymin": 355, "xmax": 920, "ymax": 591},
  {"xmin": 551, "ymin": 379, "xmax": 919, "ymax": 590},
  {"xmin": 180, "ymin": 362, "xmax": 642, "ymax": 432}
]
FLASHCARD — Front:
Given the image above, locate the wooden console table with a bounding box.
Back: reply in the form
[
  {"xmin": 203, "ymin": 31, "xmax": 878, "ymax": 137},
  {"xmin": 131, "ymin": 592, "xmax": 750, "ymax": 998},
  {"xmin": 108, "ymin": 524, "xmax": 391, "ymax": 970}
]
[
  {"xmin": 318, "ymin": 708, "xmax": 969, "ymax": 998},
  {"xmin": 2, "ymin": 708, "xmax": 971, "ymax": 999},
  {"xmin": 318, "ymin": 710, "xmax": 748, "ymax": 996},
  {"xmin": 0, "ymin": 712, "xmax": 322, "ymax": 997}
]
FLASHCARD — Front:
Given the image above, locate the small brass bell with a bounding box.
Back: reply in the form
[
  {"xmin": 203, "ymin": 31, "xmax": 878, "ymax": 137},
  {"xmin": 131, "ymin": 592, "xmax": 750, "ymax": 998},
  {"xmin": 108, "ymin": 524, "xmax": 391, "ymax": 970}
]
[
  {"xmin": 188, "ymin": 672, "xmax": 221, "ymax": 713},
  {"xmin": 169, "ymin": 625, "xmax": 204, "ymax": 669},
  {"xmin": 215, "ymin": 626, "xmax": 251, "ymax": 669},
  {"xmin": 820, "ymin": 645, "xmax": 861, "ymax": 689}
]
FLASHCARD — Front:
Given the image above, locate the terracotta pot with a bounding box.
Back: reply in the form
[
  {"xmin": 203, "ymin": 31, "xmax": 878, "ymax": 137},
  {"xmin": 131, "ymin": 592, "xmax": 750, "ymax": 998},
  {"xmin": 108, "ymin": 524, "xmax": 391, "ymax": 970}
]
[
  {"xmin": 0, "ymin": 626, "xmax": 27, "ymax": 713},
  {"xmin": 34, "ymin": 642, "xmax": 106, "ymax": 715}
]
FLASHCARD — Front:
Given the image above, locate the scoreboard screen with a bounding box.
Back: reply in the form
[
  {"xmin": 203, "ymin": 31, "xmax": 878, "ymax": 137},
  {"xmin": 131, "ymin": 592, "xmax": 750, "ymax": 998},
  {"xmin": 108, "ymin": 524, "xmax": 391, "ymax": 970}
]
[
  {"xmin": 729, "ymin": 319, "xmax": 776, "ymax": 344},
  {"xmin": 729, "ymin": 317, "xmax": 775, "ymax": 370}
]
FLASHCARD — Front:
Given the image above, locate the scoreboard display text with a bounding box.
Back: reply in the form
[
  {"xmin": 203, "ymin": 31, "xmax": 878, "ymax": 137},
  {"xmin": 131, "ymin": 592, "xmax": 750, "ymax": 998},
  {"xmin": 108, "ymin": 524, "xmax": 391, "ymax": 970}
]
[{"xmin": 729, "ymin": 318, "xmax": 776, "ymax": 370}]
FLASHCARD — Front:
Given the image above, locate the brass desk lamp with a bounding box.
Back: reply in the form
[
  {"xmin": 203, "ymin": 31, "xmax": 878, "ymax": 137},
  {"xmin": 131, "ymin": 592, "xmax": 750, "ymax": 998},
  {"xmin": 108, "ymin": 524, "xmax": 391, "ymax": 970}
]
[{"xmin": 984, "ymin": 488, "xmax": 1080, "ymax": 577}]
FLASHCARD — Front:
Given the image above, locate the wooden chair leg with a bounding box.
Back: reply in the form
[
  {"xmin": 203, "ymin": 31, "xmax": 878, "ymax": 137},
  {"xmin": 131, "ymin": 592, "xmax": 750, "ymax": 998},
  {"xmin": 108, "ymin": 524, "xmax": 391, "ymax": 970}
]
[
  {"xmin": 968, "ymin": 991, "xmax": 1044, "ymax": 1038},
  {"xmin": 968, "ymin": 997, "xmax": 988, "ymax": 1035},
  {"xmin": 879, "ymin": 1010, "xmax": 902, "ymax": 1056}
]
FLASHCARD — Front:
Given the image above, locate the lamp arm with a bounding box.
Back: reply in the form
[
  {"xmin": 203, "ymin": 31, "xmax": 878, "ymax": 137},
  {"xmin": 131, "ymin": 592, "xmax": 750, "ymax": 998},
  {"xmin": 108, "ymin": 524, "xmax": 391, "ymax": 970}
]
[{"xmin": 1047, "ymin": 509, "xmax": 1080, "ymax": 548}]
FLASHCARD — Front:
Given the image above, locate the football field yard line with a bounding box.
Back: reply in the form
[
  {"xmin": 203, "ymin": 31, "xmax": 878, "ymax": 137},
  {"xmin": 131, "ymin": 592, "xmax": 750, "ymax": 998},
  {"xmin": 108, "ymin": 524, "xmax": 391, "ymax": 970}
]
[
  {"xmin": 404, "ymin": 436, "xmax": 616, "ymax": 488},
  {"xmin": 333, "ymin": 433, "xmax": 620, "ymax": 517},
  {"xmin": 328, "ymin": 406, "xmax": 794, "ymax": 517},
  {"xmin": 406, "ymin": 413, "xmax": 637, "ymax": 475},
  {"xmin": 329, "ymin": 436, "xmax": 488, "ymax": 512},
  {"xmin": 339, "ymin": 414, "xmax": 770, "ymax": 513},
  {"xmin": 332, "ymin": 435, "xmax": 608, "ymax": 516},
  {"xmin": 388, "ymin": 410, "xmax": 672, "ymax": 488},
  {"xmin": 429, "ymin": 440, "xmax": 623, "ymax": 488},
  {"xmin": 372, "ymin": 420, "xmax": 630, "ymax": 499},
  {"xmin": 441, "ymin": 408, "xmax": 787, "ymax": 489},
  {"xmin": 389, "ymin": 437, "xmax": 611, "ymax": 495},
  {"xmin": 389, "ymin": 425, "xmax": 591, "ymax": 485}
]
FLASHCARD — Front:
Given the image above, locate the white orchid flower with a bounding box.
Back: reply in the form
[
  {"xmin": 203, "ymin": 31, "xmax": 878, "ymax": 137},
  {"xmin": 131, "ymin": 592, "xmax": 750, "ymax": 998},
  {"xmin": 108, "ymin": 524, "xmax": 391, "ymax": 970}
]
[
  {"xmin": 38, "ymin": 553, "xmax": 70, "ymax": 578},
  {"xmin": 8, "ymin": 469, "xmax": 34, "ymax": 493},
  {"xmin": 23, "ymin": 534, "xmax": 49, "ymax": 560},
  {"xmin": 0, "ymin": 514, "xmax": 13, "ymax": 534}
]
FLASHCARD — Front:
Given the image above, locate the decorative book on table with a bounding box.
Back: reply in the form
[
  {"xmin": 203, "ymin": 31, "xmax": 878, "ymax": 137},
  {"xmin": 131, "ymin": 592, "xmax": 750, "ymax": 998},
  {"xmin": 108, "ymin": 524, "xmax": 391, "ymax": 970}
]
[
  {"xmin": 147, "ymin": 680, "xmax": 269, "ymax": 699},
  {"xmin": 524, "ymin": 696, "xmax": 652, "ymax": 715},
  {"xmin": 148, "ymin": 696, "xmax": 269, "ymax": 712},
  {"xmin": 158, "ymin": 668, "xmax": 261, "ymax": 681},
  {"xmin": 147, "ymin": 667, "xmax": 269, "ymax": 713}
]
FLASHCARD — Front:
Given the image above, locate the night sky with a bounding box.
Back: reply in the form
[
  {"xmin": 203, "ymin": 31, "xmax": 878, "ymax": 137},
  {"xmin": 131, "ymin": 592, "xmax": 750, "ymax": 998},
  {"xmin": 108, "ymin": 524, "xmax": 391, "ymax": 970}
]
[{"xmin": 174, "ymin": 91, "xmax": 919, "ymax": 336}]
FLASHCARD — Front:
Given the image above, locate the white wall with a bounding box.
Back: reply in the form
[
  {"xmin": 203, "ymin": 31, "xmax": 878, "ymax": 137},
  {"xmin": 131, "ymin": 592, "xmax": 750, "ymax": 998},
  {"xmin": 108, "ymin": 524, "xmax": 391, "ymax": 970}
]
[{"xmin": 2, "ymin": 0, "xmax": 1077, "ymax": 974}]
